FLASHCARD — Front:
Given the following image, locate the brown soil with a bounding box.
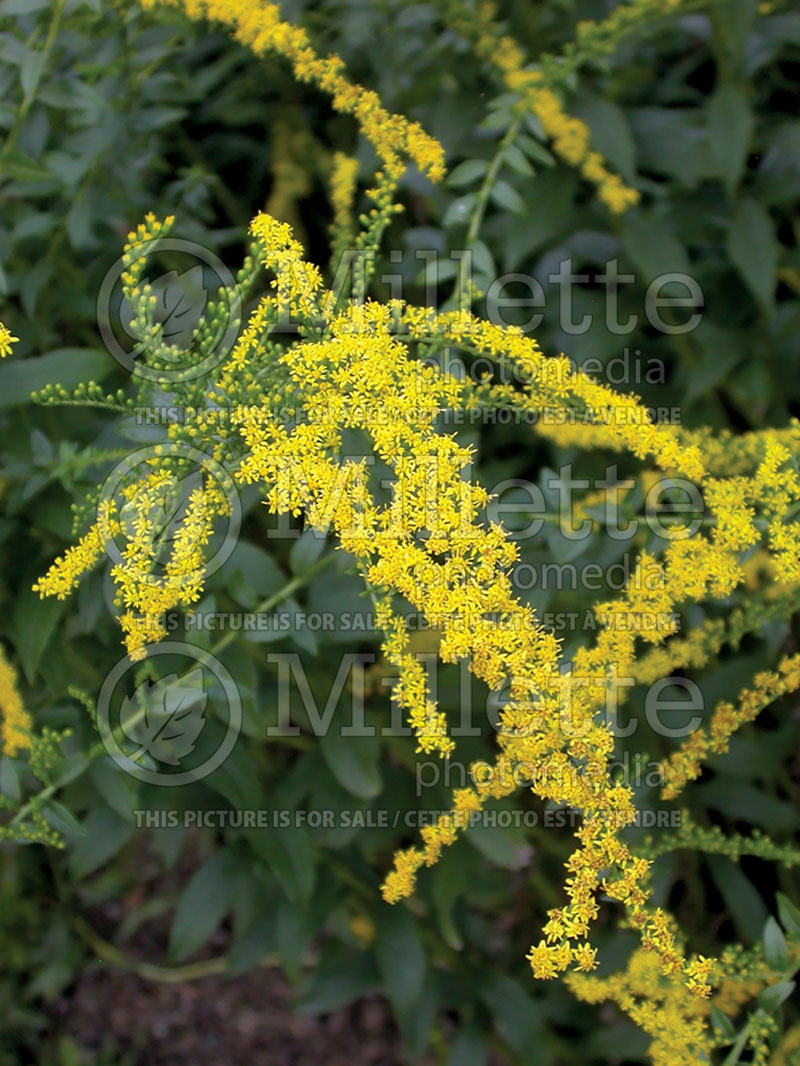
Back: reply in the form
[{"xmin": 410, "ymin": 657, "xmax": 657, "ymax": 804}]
[{"xmin": 49, "ymin": 963, "xmax": 413, "ymax": 1066}]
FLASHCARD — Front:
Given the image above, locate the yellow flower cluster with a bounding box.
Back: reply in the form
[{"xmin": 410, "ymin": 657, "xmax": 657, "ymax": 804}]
[
  {"xmin": 18, "ymin": 0, "xmax": 800, "ymax": 1046},
  {"xmin": 567, "ymin": 946, "xmax": 714, "ymax": 1065},
  {"xmin": 120, "ymin": 211, "xmax": 174, "ymax": 293},
  {"xmin": 570, "ymin": 924, "xmax": 798, "ymax": 1066},
  {"xmin": 754, "ymin": 439, "xmax": 800, "ymax": 581},
  {"xmin": 407, "ymin": 307, "xmax": 706, "ymax": 479},
  {"xmin": 434, "ymin": 0, "xmax": 640, "ymax": 212},
  {"xmin": 211, "ymin": 224, "xmax": 732, "ymax": 989},
  {"xmin": 375, "ymin": 597, "xmax": 454, "ymax": 757},
  {"xmin": 0, "ymin": 644, "xmax": 32, "ymax": 757},
  {"xmin": 329, "ymin": 151, "xmax": 359, "ymax": 260},
  {"xmin": 32, "ymin": 500, "xmax": 119, "ymax": 601},
  {"xmin": 512, "ymin": 74, "xmax": 640, "ymax": 213},
  {"xmin": 575, "ymin": 0, "xmax": 696, "ymax": 58},
  {"xmin": 32, "ymin": 206, "xmax": 800, "ymax": 1012},
  {"xmin": 633, "ymin": 581, "xmax": 800, "ymax": 688},
  {"xmin": 250, "ymin": 212, "xmax": 325, "ymax": 318},
  {"xmin": 534, "ymin": 420, "xmax": 800, "ymax": 478},
  {"xmin": 265, "ymin": 117, "xmax": 315, "ymax": 242},
  {"xmin": 33, "ymin": 466, "xmax": 228, "ymax": 661},
  {"xmin": 111, "ymin": 478, "xmax": 231, "ymax": 660},
  {"xmin": 196, "ymin": 225, "xmax": 642, "ymax": 985},
  {"xmin": 140, "ymin": 0, "xmax": 445, "ymax": 182},
  {"xmin": 0, "ymin": 320, "xmax": 18, "ymax": 358},
  {"xmin": 659, "ymin": 653, "xmax": 800, "ymax": 799}
]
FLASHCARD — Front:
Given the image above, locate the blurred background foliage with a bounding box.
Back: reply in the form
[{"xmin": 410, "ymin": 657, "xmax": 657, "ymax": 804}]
[{"xmin": 0, "ymin": 0, "xmax": 799, "ymax": 1062}]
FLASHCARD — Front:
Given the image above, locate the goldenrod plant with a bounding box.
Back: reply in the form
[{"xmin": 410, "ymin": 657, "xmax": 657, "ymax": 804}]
[{"xmin": 0, "ymin": 0, "xmax": 799, "ymax": 1063}]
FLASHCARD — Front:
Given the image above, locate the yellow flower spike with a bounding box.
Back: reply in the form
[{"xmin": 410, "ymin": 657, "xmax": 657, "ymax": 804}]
[
  {"xmin": 32, "ymin": 500, "xmax": 119, "ymax": 600},
  {"xmin": 432, "ymin": 0, "xmax": 640, "ymax": 211},
  {"xmin": 139, "ymin": 0, "xmax": 445, "ymax": 182},
  {"xmin": 659, "ymin": 653, "xmax": 800, "ymax": 799},
  {"xmin": 329, "ymin": 151, "xmax": 359, "ymax": 259},
  {"xmin": 0, "ymin": 644, "xmax": 32, "ymax": 757},
  {"xmin": 567, "ymin": 946, "xmax": 715, "ymax": 1064}
]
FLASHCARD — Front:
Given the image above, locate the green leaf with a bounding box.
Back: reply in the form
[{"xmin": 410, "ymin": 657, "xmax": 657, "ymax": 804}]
[
  {"xmin": 465, "ymin": 821, "xmax": 526, "ymax": 869},
  {"xmin": 727, "ymin": 198, "xmax": 777, "ymax": 314},
  {"xmin": 682, "ymin": 323, "xmax": 744, "ymax": 403},
  {"xmin": 0, "ymin": 0, "xmax": 51, "ymax": 11},
  {"xmin": 43, "ymin": 801, "xmax": 86, "ymax": 840},
  {"xmin": 227, "ymin": 915, "xmax": 275, "ymax": 976},
  {"xmin": 289, "ymin": 528, "xmax": 326, "ymax": 575},
  {"xmin": 400, "ymin": 968, "xmax": 438, "ymax": 1058},
  {"xmin": 88, "ymin": 758, "xmax": 140, "ymax": 823},
  {"xmin": 432, "ymin": 850, "xmax": 467, "ymax": 949},
  {"xmin": 574, "ymin": 97, "xmax": 636, "ymax": 182},
  {"xmin": 1, "ymin": 147, "xmax": 50, "ymax": 183},
  {"xmin": 629, "ymin": 107, "xmax": 714, "ymax": 185},
  {"xmin": 219, "ymin": 541, "xmax": 285, "ymax": 599},
  {"xmin": 168, "ymin": 849, "xmax": 238, "ymax": 962},
  {"xmin": 0, "ymin": 348, "xmax": 116, "ymax": 408},
  {"xmin": 275, "ymin": 899, "xmax": 315, "ymax": 982},
  {"xmin": 763, "ymin": 916, "xmax": 789, "ymax": 972},
  {"xmin": 446, "ymin": 159, "xmax": 488, "ymax": 188},
  {"xmin": 0, "ymin": 756, "xmax": 20, "ymax": 803},
  {"xmin": 445, "ymin": 1023, "xmax": 489, "ymax": 1066},
  {"xmin": 517, "ymin": 133, "xmax": 555, "ymax": 167},
  {"xmin": 201, "ymin": 734, "xmax": 265, "ymax": 811},
  {"xmin": 468, "ymin": 238, "xmax": 496, "ymax": 280},
  {"xmin": 490, "ymin": 180, "xmax": 525, "ymax": 215},
  {"xmin": 707, "ymin": 856, "xmax": 768, "ymax": 941},
  {"xmin": 443, "ymin": 193, "xmax": 478, "ymax": 228},
  {"xmin": 502, "ymin": 143, "xmax": 534, "ymax": 176},
  {"xmin": 622, "ymin": 212, "xmax": 692, "ymax": 286},
  {"xmin": 524, "ymin": 111, "xmax": 545, "ymax": 140},
  {"xmin": 709, "ymin": 1004, "xmax": 736, "ymax": 1041},
  {"xmin": 375, "ymin": 905, "xmax": 426, "ymax": 1014},
  {"xmin": 69, "ymin": 807, "xmax": 134, "ymax": 877},
  {"xmin": 758, "ymin": 980, "xmax": 795, "ymax": 1013},
  {"xmin": 480, "ymin": 108, "xmax": 513, "ymax": 132},
  {"xmin": 776, "ymin": 893, "xmax": 800, "ymax": 937},
  {"xmin": 120, "ymin": 671, "xmax": 207, "ymax": 768},
  {"xmin": 296, "ymin": 951, "xmax": 376, "ymax": 1012},
  {"xmin": 320, "ymin": 728, "xmax": 381, "ymax": 800},
  {"xmin": 12, "ymin": 588, "xmax": 67, "ymax": 683},
  {"xmin": 480, "ymin": 972, "xmax": 546, "ymax": 1055},
  {"xmin": 20, "ymin": 48, "xmax": 47, "ymax": 102},
  {"xmin": 66, "ymin": 195, "xmax": 95, "ymax": 250},
  {"xmin": 708, "ymin": 84, "xmax": 753, "ymax": 193},
  {"xmin": 245, "ymin": 824, "xmax": 315, "ymax": 907}
]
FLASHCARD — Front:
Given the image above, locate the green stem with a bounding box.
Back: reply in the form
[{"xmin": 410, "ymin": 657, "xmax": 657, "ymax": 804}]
[
  {"xmin": 449, "ymin": 114, "xmax": 523, "ymax": 314},
  {"xmin": 721, "ymin": 1013, "xmax": 756, "ymax": 1066},
  {"xmin": 8, "ymin": 703, "xmax": 148, "ymax": 829},
  {"xmin": 71, "ymin": 915, "xmax": 233, "ymax": 982},
  {"xmin": 211, "ymin": 549, "xmax": 336, "ymax": 656},
  {"xmin": 68, "ymin": 914, "xmax": 318, "ymax": 983}
]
